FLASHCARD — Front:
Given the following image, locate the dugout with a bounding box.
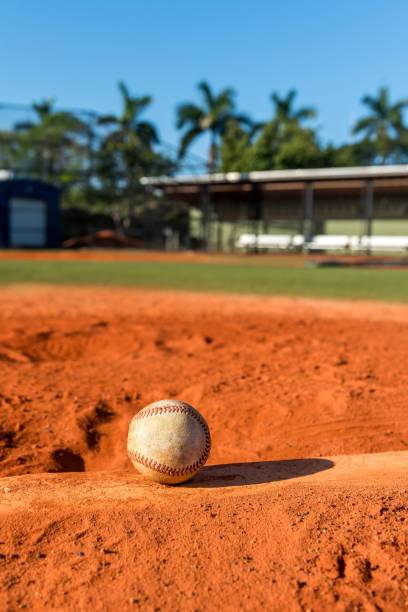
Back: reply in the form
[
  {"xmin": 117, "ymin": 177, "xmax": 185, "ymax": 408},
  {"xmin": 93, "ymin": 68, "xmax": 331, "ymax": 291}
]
[
  {"xmin": 0, "ymin": 173, "xmax": 60, "ymax": 248},
  {"xmin": 141, "ymin": 165, "xmax": 408, "ymax": 251}
]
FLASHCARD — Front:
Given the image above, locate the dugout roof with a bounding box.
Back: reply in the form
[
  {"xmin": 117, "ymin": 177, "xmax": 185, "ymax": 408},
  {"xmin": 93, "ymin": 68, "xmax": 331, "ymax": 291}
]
[
  {"xmin": 141, "ymin": 165, "xmax": 408, "ymax": 202},
  {"xmin": 141, "ymin": 165, "xmax": 408, "ymax": 223}
]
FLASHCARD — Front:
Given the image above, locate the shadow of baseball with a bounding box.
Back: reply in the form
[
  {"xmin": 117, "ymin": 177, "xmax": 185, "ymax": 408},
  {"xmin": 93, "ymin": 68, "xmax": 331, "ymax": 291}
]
[{"xmin": 184, "ymin": 458, "xmax": 334, "ymax": 488}]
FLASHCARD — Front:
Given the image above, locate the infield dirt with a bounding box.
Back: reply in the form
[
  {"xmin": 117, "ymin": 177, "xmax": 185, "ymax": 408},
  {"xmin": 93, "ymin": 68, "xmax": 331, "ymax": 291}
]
[{"xmin": 1, "ymin": 286, "xmax": 408, "ymax": 610}]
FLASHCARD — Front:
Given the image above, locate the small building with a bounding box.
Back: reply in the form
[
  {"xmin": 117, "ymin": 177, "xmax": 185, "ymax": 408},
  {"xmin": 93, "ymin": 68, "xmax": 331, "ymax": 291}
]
[
  {"xmin": 0, "ymin": 172, "xmax": 60, "ymax": 248},
  {"xmin": 141, "ymin": 165, "xmax": 408, "ymax": 251}
]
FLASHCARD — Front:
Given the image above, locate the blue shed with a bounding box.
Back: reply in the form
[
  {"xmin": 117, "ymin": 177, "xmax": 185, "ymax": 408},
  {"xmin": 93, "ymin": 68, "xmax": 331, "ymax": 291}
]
[{"xmin": 0, "ymin": 173, "xmax": 60, "ymax": 247}]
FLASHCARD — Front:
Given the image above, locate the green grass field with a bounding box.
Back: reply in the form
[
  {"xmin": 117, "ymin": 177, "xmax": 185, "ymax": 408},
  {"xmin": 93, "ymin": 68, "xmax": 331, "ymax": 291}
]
[{"xmin": 0, "ymin": 259, "xmax": 407, "ymax": 302}]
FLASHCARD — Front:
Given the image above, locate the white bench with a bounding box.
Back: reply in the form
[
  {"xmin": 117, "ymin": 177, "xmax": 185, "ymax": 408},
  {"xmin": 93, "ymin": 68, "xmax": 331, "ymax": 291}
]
[
  {"xmin": 292, "ymin": 235, "xmax": 305, "ymax": 248},
  {"xmin": 235, "ymin": 233, "xmax": 256, "ymax": 248},
  {"xmin": 350, "ymin": 236, "xmax": 408, "ymax": 252},
  {"xmin": 305, "ymin": 235, "xmax": 350, "ymax": 251},
  {"xmin": 235, "ymin": 233, "xmax": 408, "ymax": 253},
  {"xmin": 235, "ymin": 234, "xmax": 292, "ymax": 249},
  {"xmin": 257, "ymin": 234, "xmax": 292, "ymax": 249}
]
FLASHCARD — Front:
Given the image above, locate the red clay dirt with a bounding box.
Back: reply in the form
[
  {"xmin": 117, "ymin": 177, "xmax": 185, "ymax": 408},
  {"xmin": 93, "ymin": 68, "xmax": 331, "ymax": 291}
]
[
  {"xmin": 0, "ymin": 248, "xmax": 406, "ymax": 268},
  {"xmin": 1, "ymin": 287, "xmax": 408, "ymax": 610}
]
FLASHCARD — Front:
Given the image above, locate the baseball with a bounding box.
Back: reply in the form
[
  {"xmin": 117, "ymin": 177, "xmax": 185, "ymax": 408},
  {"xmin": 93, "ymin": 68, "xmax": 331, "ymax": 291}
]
[{"xmin": 127, "ymin": 399, "xmax": 211, "ymax": 484}]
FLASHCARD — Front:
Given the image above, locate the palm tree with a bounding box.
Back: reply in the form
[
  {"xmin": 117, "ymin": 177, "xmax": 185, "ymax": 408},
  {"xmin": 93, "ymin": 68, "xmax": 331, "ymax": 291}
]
[
  {"xmin": 98, "ymin": 81, "xmax": 158, "ymax": 152},
  {"xmin": 14, "ymin": 98, "xmax": 88, "ymax": 185},
  {"xmin": 176, "ymin": 80, "xmax": 250, "ymax": 172},
  {"xmin": 270, "ymin": 89, "xmax": 316, "ymax": 126},
  {"xmin": 97, "ymin": 81, "xmax": 160, "ymax": 228},
  {"xmin": 352, "ymin": 87, "xmax": 408, "ymax": 164},
  {"xmin": 250, "ymin": 90, "xmax": 317, "ymax": 171}
]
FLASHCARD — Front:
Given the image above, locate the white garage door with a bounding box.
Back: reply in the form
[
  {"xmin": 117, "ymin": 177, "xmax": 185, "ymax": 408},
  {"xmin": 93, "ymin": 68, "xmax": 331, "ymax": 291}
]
[{"xmin": 9, "ymin": 198, "xmax": 47, "ymax": 247}]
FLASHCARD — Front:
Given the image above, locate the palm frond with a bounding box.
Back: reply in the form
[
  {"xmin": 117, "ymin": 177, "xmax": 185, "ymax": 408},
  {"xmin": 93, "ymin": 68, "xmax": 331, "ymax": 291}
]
[
  {"xmin": 248, "ymin": 121, "xmax": 266, "ymax": 141},
  {"xmin": 295, "ymin": 107, "xmax": 316, "ymax": 121},
  {"xmin": 33, "ymin": 97, "xmax": 55, "ymax": 119},
  {"xmin": 127, "ymin": 96, "xmax": 153, "ymax": 123},
  {"xmin": 234, "ymin": 113, "xmax": 255, "ymax": 129},
  {"xmin": 14, "ymin": 121, "xmax": 35, "ymax": 132},
  {"xmin": 211, "ymin": 92, "xmax": 235, "ymax": 118},
  {"xmin": 178, "ymin": 127, "xmax": 202, "ymax": 159},
  {"xmin": 285, "ymin": 89, "xmax": 297, "ymax": 106},
  {"xmin": 361, "ymin": 94, "xmax": 381, "ymax": 115},
  {"xmin": 216, "ymin": 88, "xmax": 235, "ymax": 107},
  {"xmin": 136, "ymin": 121, "xmax": 159, "ymax": 146},
  {"xmin": 214, "ymin": 112, "xmax": 251, "ymax": 136},
  {"xmin": 379, "ymin": 87, "xmax": 388, "ymax": 112},
  {"xmin": 392, "ymin": 99, "xmax": 408, "ymax": 113},
  {"xmin": 271, "ymin": 89, "xmax": 315, "ymax": 125},
  {"xmin": 176, "ymin": 104, "xmax": 203, "ymax": 129},
  {"xmin": 118, "ymin": 81, "xmax": 131, "ymax": 104},
  {"xmin": 270, "ymin": 90, "xmax": 291, "ymax": 119},
  {"xmin": 270, "ymin": 91, "xmax": 280, "ymax": 107},
  {"xmin": 102, "ymin": 129, "xmax": 128, "ymax": 146},
  {"xmin": 352, "ymin": 116, "xmax": 376, "ymax": 135},
  {"xmin": 97, "ymin": 114, "xmax": 119, "ymax": 126},
  {"xmin": 198, "ymin": 81, "xmax": 214, "ymax": 108}
]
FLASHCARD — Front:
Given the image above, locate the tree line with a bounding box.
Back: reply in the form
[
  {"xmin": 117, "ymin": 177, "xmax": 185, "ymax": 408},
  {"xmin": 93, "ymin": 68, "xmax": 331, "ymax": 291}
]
[
  {"xmin": 0, "ymin": 81, "xmax": 407, "ymax": 232},
  {"xmin": 180, "ymin": 82, "xmax": 408, "ymax": 172}
]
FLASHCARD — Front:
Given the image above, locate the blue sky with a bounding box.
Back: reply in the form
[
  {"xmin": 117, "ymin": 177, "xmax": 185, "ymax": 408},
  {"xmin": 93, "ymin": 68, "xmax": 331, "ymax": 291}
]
[{"xmin": 1, "ymin": 0, "xmax": 407, "ymax": 161}]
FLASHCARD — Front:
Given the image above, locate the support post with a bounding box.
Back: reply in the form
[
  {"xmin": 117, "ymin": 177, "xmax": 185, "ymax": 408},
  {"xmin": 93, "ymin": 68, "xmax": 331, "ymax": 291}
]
[
  {"xmin": 303, "ymin": 181, "xmax": 314, "ymax": 243},
  {"xmin": 251, "ymin": 183, "xmax": 261, "ymax": 252},
  {"xmin": 200, "ymin": 184, "xmax": 212, "ymax": 251},
  {"xmin": 217, "ymin": 221, "xmax": 222, "ymax": 252},
  {"xmin": 365, "ymin": 179, "xmax": 374, "ymax": 255}
]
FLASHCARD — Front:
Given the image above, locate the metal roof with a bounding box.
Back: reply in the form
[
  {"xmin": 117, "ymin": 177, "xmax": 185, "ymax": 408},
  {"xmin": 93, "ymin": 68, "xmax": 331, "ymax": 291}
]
[{"xmin": 141, "ymin": 164, "xmax": 408, "ymax": 186}]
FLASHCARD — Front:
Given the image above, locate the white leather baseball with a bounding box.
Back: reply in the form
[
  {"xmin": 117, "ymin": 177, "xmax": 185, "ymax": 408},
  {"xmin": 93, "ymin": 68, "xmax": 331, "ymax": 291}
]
[{"xmin": 127, "ymin": 399, "xmax": 211, "ymax": 484}]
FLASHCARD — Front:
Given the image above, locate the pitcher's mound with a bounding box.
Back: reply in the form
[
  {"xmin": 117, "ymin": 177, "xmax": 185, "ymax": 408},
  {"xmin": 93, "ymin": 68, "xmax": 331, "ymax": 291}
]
[{"xmin": 1, "ymin": 450, "xmax": 408, "ymax": 611}]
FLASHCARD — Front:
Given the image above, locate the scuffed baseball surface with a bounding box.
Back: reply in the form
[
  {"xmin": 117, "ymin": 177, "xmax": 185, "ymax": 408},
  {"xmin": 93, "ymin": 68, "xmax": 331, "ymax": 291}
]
[{"xmin": 127, "ymin": 400, "xmax": 211, "ymax": 484}]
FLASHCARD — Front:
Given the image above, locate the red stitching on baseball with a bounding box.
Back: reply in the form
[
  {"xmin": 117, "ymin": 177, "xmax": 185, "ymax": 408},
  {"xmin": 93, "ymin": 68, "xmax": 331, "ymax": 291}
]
[
  {"xmin": 128, "ymin": 403, "xmax": 211, "ymax": 477},
  {"xmin": 128, "ymin": 445, "xmax": 211, "ymax": 476}
]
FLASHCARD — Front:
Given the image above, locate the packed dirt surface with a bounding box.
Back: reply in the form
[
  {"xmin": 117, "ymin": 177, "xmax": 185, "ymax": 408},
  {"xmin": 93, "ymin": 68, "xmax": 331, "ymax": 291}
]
[
  {"xmin": 1, "ymin": 286, "xmax": 408, "ymax": 610},
  {"xmin": 0, "ymin": 248, "xmax": 406, "ymax": 268}
]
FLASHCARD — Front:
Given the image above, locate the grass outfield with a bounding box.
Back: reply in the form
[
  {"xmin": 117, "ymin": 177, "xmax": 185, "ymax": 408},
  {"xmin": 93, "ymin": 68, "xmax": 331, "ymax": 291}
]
[{"xmin": 0, "ymin": 259, "xmax": 407, "ymax": 302}]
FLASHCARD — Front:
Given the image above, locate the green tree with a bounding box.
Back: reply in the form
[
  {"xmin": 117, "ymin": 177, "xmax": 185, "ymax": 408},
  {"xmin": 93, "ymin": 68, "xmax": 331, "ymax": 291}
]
[
  {"xmin": 249, "ymin": 89, "xmax": 319, "ymax": 171},
  {"xmin": 0, "ymin": 129, "xmax": 17, "ymax": 170},
  {"xmin": 13, "ymin": 98, "xmax": 88, "ymax": 187},
  {"xmin": 273, "ymin": 125, "xmax": 323, "ymax": 169},
  {"xmin": 176, "ymin": 80, "xmax": 250, "ymax": 172},
  {"xmin": 352, "ymin": 87, "xmax": 408, "ymax": 164},
  {"xmin": 250, "ymin": 123, "xmax": 323, "ymax": 171},
  {"xmin": 249, "ymin": 121, "xmax": 280, "ymax": 170},
  {"xmin": 96, "ymin": 81, "xmax": 171, "ymax": 230},
  {"xmin": 270, "ymin": 89, "xmax": 316, "ymax": 127},
  {"xmin": 219, "ymin": 119, "xmax": 253, "ymax": 172},
  {"xmin": 98, "ymin": 82, "xmax": 159, "ymax": 151},
  {"xmin": 322, "ymin": 141, "xmax": 377, "ymax": 167}
]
